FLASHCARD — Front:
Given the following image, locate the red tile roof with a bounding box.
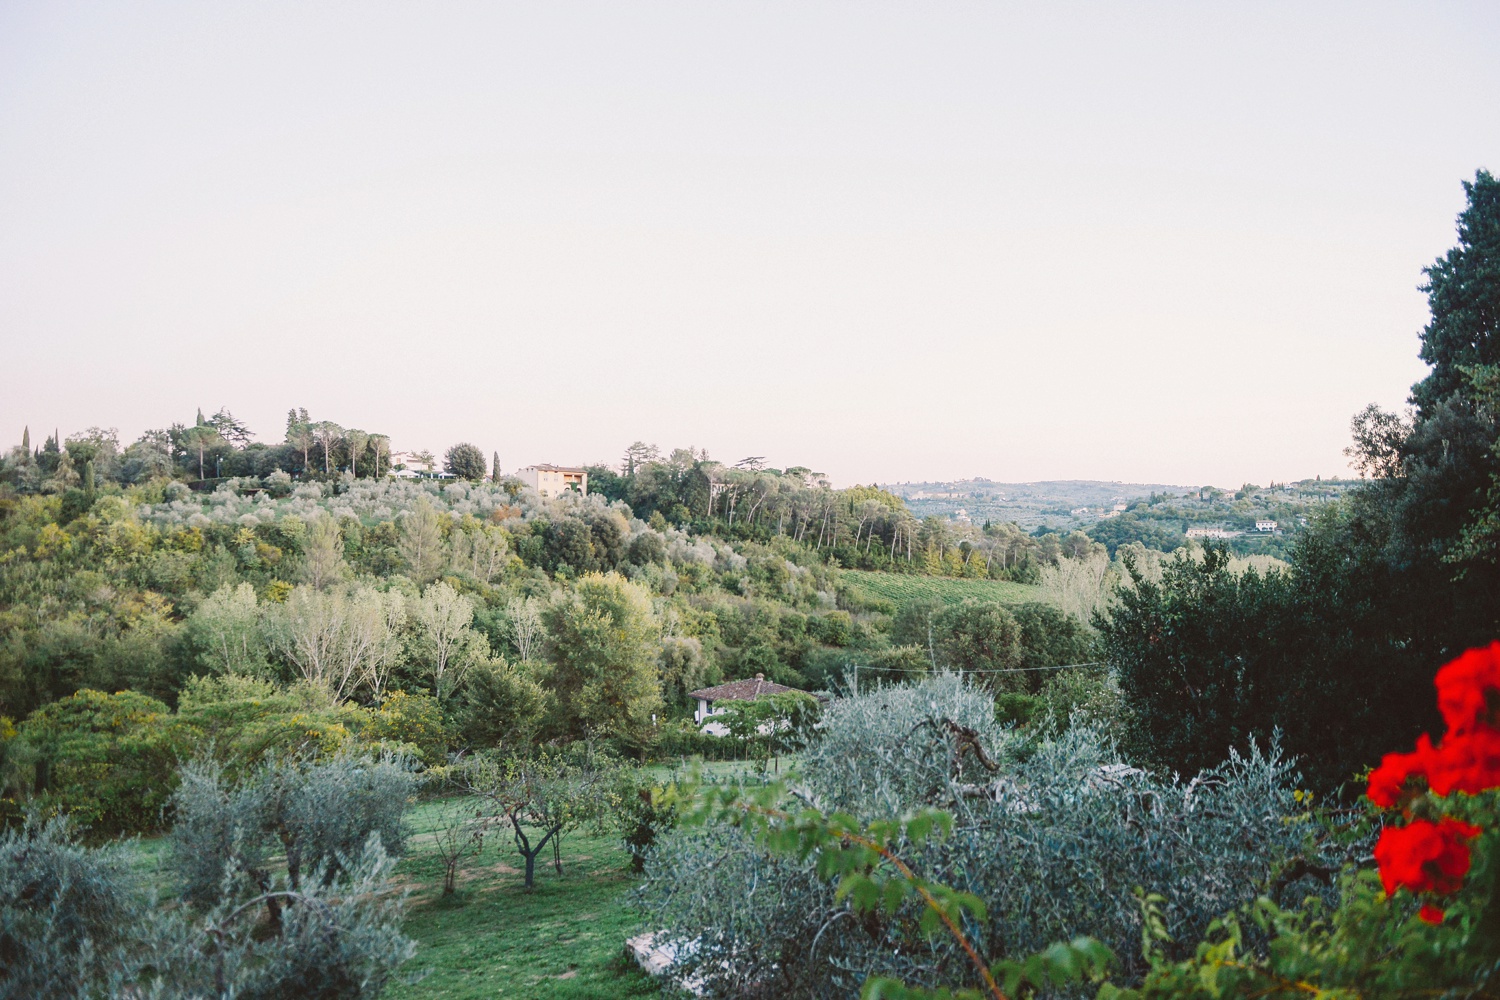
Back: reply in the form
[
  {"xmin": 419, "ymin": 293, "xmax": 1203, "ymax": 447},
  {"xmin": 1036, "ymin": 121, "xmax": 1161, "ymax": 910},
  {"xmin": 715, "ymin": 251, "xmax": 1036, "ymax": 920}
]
[{"xmin": 688, "ymin": 674, "xmax": 802, "ymax": 702}]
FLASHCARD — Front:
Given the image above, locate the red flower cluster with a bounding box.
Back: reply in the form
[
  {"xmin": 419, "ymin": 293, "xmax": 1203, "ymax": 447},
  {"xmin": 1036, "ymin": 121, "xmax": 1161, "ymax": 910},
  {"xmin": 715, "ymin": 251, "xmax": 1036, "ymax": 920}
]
[
  {"xmin": 1374, "ymin": 818, "xmax": 1480, "ymax": 897},
  {"xmin": 1367, "ymin": 642, "xmax": 1500, "ymax": 807},
  {"xmin": 1365, "ymin": 642, "xmax": 1498, "ymax": 918}
]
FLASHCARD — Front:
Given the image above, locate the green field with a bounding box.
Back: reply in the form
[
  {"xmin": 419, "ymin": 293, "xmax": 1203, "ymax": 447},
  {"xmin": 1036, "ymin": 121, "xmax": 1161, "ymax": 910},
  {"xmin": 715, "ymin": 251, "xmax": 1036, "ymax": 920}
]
[
  {"xmin": 840, "ymin": 569, "xmax": 1042, "ymax": 608},
  {"xmin": 387, "ymin": 798, "xmax": 658, "ymax": 1000}
]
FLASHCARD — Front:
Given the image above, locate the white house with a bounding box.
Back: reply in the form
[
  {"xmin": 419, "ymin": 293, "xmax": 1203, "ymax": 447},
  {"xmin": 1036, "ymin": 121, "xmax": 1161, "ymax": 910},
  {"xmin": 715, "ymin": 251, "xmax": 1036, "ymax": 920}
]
[
  {"xmin": 688, "ymin": 674, "xmax": 804, "ymax": 737},
  {"xmin": 1186, "ymin": 527, "xmax": 1239, "ymax": 540},
  {"xmin": 1255, "ymin": 520, "xmax": 1278, "ymax": 532}
]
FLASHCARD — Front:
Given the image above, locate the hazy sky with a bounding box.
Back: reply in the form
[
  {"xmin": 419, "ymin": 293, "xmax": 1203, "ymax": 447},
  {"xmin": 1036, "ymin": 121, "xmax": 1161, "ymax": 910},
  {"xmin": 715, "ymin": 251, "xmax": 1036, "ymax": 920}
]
[{"xmin": 2, "ymin": 3, "xmax": 1497, "ymax": 487}]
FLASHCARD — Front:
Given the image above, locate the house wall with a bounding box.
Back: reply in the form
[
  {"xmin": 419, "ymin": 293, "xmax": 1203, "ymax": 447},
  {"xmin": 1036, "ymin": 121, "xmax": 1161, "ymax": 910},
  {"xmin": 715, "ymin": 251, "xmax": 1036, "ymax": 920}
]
[{"xmin": 517, "ymin": 466, "xmax": 589, "ymax": 498}]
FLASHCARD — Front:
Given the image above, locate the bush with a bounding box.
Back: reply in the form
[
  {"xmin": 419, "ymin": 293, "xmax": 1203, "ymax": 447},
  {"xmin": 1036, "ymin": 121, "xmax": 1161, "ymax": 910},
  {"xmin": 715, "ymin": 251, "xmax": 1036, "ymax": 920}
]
[
  {"xmin": 175, "ymin": 677, "xmax": 373, "ymax": 771},
  {"xmin": 12, "ymin": 689, "xmax": 197, "ymax": 835},
  {"xmin": 0, "ymin": 813, "xmax": 145, "ymax": 997},
  {"xmin": 1098, "ymin": 547, "xmax": 1366, "ymax": 790},
  {"xmin": 810, "ymin": 610, "xmax": 853, "ymax": 646},
  {"xmin": 364, "ymin": 690, "xmax": 451, "ymax": 764},
  {"xmin": 649, "ymin": 720, "xmax": 742, "ymax": 761},
  {"xmin": 638, "ymin": 675, "xmax": 1317, "ymax": 995}
]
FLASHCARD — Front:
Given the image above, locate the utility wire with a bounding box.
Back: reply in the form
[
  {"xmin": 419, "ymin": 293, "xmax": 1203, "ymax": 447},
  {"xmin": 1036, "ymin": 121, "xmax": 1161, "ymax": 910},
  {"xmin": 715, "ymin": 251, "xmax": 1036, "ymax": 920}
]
[{"xmin": 847, "ymin": 661, "xmax": 1106, "ymax": 676}]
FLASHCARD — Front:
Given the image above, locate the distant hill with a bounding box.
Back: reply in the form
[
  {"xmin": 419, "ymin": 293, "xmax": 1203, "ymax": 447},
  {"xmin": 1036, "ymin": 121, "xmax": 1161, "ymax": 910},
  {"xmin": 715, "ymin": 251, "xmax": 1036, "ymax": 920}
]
[
  {"xmin": 876, "ymin": 479, "xmax": 1186, "ymax": 529},
  {"xmin": 876, "ymin": 477, "xmax": 1356, "ymax": 531}
]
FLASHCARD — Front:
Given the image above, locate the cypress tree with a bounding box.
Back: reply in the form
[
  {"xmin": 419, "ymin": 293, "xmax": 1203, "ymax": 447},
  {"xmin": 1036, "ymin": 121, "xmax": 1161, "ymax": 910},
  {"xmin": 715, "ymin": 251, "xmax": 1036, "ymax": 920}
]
[
  {"xmin": 493, "ymin": 452, "xmax": 501, "ymax": 481},
  {"xmin": 20, "ymin": 426, "xmax": 28, "ymax": 452}
]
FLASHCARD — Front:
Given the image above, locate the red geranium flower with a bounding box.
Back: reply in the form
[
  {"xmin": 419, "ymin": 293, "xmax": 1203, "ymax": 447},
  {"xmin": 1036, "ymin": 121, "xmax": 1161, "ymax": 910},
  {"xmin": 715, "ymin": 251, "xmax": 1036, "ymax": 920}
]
[
  {"xmin": 1418, "ymin": 904, "xmax": 1446, "ymax": 924},
  {"xmin": 1368, "ymin": 735, "xmax": 1438, "ymax": 808},
  {"xmin": 1427, "ymin": 728, "xmax": 1500, "ymax": 798},
  {"xmin": 1435, "ymin": 642, "xmax": 1500, "ymax": 737},
  {"xmin": 1374, "ymin": 818, "xmax": 1481, "ymax": 898}
]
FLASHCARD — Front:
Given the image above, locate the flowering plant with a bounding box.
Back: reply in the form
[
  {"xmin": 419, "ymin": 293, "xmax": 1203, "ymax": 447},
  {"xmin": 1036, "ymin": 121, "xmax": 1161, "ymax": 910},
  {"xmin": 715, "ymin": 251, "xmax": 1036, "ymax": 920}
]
[{"xmin": 1366, "ymin": 641, "xmax": 1500, "ymax": 921}]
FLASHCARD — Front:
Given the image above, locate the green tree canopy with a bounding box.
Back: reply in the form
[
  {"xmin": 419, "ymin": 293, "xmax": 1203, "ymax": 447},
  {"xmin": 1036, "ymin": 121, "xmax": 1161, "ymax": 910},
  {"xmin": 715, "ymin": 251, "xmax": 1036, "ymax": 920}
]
[
  {"xmin": 444, "ymin": 442, "xmax": 486, "ymax": 481},
  {"xmin": 543, "ymin": 572, "xmax": 662, "ymax": 741}
]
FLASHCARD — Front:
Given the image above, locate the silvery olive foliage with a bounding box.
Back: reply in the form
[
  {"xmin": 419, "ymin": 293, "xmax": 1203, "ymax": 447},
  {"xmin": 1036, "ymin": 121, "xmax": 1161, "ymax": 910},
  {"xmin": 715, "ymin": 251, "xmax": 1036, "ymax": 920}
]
[
  {"xmin": 637, "ymin": 674, "xmax": 1323, "ymax": 998},
  {"xmin": 170, "ymin": 751, "xmax": 416, "ymax": 905},
  {"xmin": 0, "ymin": 813, "xmax": 145, "ymax": 1000},
  {"xmin": 1, "ymin": 808, "xmax": 414, "ymax": 1000},
  {"xmin": 143, "ymin": 834, "xmax": 415, "ymax": 1000}
]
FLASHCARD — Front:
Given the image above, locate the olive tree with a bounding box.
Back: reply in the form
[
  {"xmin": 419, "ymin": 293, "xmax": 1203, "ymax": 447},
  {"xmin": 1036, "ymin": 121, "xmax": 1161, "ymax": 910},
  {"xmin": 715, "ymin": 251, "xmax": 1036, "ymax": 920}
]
[
  {"xmin": 169, "ymin": 752, "xmax": 415, "ymax": 917},
  {"xmin": 148, "ymin": 833, "xmax": 414, "ymax": 1000},
  {"xmin": 637, "ymin": 674, "xmax": 1322, "ymax": 996},
  {"xmin": 0, "ymin": 813, "xmax": 145, "ymax": 999}
]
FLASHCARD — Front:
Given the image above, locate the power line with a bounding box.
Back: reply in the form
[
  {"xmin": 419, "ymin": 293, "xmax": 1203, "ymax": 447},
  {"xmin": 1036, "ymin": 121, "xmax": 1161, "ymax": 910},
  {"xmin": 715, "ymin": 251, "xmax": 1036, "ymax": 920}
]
[{"xmin": 848, "ymin": 661, "xmax": 1105, "ymax": 676}]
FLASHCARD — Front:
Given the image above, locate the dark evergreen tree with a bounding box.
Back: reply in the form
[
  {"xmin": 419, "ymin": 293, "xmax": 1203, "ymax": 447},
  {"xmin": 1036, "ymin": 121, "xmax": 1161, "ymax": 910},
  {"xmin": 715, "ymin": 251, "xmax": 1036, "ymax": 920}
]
[{"xmin": 1102, "ymin": 172, "xmax": 1500, "ymax": 792}]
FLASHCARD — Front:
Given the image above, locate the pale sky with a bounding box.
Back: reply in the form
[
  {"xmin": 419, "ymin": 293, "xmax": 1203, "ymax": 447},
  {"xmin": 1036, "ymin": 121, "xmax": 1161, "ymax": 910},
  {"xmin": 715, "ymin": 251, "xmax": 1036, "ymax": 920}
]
[{"xmin": 2, "ymin": 3, "xmax": 1496, "ymax": 487}]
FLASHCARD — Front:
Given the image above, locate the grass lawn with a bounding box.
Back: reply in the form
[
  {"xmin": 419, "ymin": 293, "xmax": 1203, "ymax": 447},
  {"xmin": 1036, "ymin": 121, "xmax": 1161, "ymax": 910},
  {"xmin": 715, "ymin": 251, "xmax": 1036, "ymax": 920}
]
[
  {"xmin": 386, "ymin": 797, "xmax": 660, "ymax": 1000},
  {"xmin": 840, "ymin": 569, "xmax": 1042, "ymax": 608}
]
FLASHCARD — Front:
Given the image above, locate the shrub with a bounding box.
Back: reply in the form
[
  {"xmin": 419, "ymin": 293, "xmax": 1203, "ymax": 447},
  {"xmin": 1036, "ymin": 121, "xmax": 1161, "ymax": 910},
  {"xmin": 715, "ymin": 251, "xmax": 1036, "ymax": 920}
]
[
  {"xmin": 638, "ymin": 674, "xmax": 1315, "ymax": 995},
  {"xmin": 811, "ymin": 610, "xmax": 853, "ymax": 646},
  {"xmin": 0, "ymin": 813, "xmax": 145, "ymax": 997},
  {"xmin": 364, "ymin": 690, "xmax": 451, "ymax": 764},
  {"xmin": 175, "ymin": 678, "xmax": 372, "ymax": 771},
  {"xmin": 12, "ymin": 689, "xmax": 197, "ymax": 835}
]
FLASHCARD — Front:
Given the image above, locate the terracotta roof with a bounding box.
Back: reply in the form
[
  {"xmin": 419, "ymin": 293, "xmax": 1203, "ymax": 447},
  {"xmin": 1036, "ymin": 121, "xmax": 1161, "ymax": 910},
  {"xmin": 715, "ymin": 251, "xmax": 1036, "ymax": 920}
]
[
  {"xmin": 524, "ymin": 464, "xmax": 588, "ymax": 474},
  {"xmin": 688, "ymin": 674, "xmax": 802, "ymax": 702}
]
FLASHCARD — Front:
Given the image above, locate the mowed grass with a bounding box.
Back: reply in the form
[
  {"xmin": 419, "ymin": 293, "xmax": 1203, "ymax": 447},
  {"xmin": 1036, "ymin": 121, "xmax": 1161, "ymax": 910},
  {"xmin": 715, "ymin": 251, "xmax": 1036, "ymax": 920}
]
[
  {"xmin": 841, "ymin": 569, "xmax": 1042, "ymax": 608},
  {"xmin": 387, "ymin": 797, "xmax": 659, "ymax": 1000}
]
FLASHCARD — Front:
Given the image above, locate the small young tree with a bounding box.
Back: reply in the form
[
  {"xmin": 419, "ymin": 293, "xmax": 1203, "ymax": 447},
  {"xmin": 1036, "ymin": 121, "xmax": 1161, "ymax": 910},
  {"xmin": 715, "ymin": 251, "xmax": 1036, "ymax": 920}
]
[
  {"xmin": 719, "ymin": 691, "xmax": 820, "ymax": 771},
  {"xmin": 465, "ymin": 754, "xmax": 603, "ymax": 889},
  {"xmin": 428, "ymin": 796, "xmax": 487, "ymax": 895}
]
